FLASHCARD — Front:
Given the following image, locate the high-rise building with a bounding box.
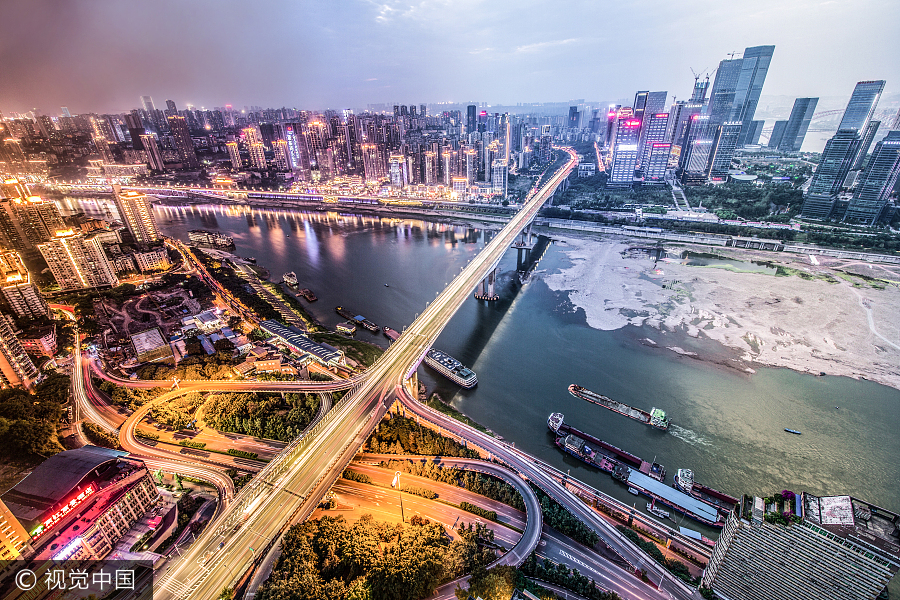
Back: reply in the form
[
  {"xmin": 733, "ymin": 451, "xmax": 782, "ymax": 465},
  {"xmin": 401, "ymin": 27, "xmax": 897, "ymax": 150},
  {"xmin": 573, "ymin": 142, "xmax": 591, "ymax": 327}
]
[
  {"xmin": 609, "ymin": 119, "xmax": 641, "ymax": 186},
  {"xmin": 633, "ymin": 92, "xmax": 649, "ymax": 124},
  {"xmin": 361, "ymin": 144, "xmax": 385, "ymax": 182},
  {"xmin": 140, "ymin": 96, "xmax": 155, "ymax": 113},
  {"xmin": 0, "ymin": 316, "xmax": 38, "ymax": 389},
  {"xmin": 0, "ymin": 498, "xmax": 30, "ymax": 559},
  {"xmin": 769, "ymin": 121, "xmax": 789, "ymax": 149},
  {"xmin": 139, "ymin": 134, "xmax": 165, "ymax": 171},
  {"xmin": 568, "ymin": 106, "xmax": 581, "ymax": 129},
  {"xmin": 273, "ymin": 139, "xmax": 291, "ymax": 171},
  {"xmin": 707, "ymin": 45, "xmax": 775, "ymax": 146},
  {"xmin": 248, "ymin": 143, "xmax": 267, "ymax": 170},
  {"xmin": 851, "ymin": 120, "xmax": 881, "ymax": 171},
  {"xmin": 389, "ymin": 154, "xmax": 407, "ymax": 188},
  {"xmin": 801, "ymin": 130, "xmax": 862, "ymax": 219},
  {"xmin": 467, "ymin": 105, "xmax": 477, "ymax": 134},
  {"xmin": 645, "ymin": 143, "xmax": 672, "ymax": 183},
  {"xmin": 423, "ymin": 151, "xmax": 437, "ymax": 186},
  {"xmin": 837, "ymin": 80, "xmax": 886, "ymax": 132},
  {"xmin": 166, "ymin": 115, "xmax": 199, "ymax": 168},
  {"xmin": 744, "ymin": 120, "xmax": 765, "ymax": 146},
  {"xmin": 0, "ymin": 196, "xmax": 67, "ymax": 250},
  {"xmin": 702, "ymin": 493, "xmax": 900, "ymax": 600},
  {"xmin": 639, "ymin": 113, "xmax": 670, "ymax": 167},
  {"xmin": 843, "ymin": 131, "xmax": 900, "ymax": 225},
  {"xmin": 709, "ymin": 122, "xmax": 743, "ymax": 177},
  {"xmin": 679, "ymin": 115, "xmax": 717, "ymax": 184},
  {"xmin": 123, "ymin": 111, "xmax": 145, "ymax": 151},
  {"xmin": 0, "ymin": 251, "xmax": 49, "ymax": 319},
  {"xmin": 38, "ymin": 230, "xmax": 118, "ymax": 291},
  {"xmin": 778, "ymin": 98, "xmax": 818, "ymax": 152},
  {"xmin": 491, "ymin": 159, "xmax": 508, "ymax": 196},
  {"xmin": 112, "ymin": 185, "xmax": 160, "ymax": 245},
  {"xmin": 226, "ymin": 141, "xmax": 242, "ymax": 170}
]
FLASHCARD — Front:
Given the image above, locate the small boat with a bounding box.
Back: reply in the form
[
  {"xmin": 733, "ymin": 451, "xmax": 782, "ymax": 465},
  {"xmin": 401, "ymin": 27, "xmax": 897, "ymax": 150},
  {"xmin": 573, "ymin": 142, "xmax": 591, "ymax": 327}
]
[
  {"xmin": 784, "ymin": 428, "xmax": 802, "ymax": 435},
  {"xmin": 246, "ymin": 257, "xmax": 257, "ymax": 263},
  {"xmin": 647, "ymin": 502, "xmax": 670, "ymax": 519},
  {"xmin": 283, "ymin": 272, "xmax": 298, "ymax": 287},
  {"xmin": 628, "ymin": 487, "xmax": 639, "ymax": 496},
  {"xmin": 336, "ymin": 321, "xmax": 357, "ymax": 334},
  {"xmin": 384, "ymin": 283, "xmax": 389, "ymax": 287},
  {"xmin": 299, "ymin": 289, "xmax": 318, "ymax": 302}
]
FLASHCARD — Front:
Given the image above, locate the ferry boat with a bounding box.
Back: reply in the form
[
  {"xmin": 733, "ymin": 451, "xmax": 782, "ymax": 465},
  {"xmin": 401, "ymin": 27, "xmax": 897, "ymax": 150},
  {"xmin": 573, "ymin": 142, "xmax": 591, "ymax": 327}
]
[
  {"xmin": 647, "ymin": 502, "xmax": 670, "ymax": 520},
  {"xmin": 547, "ymin": 413, "xmax": 666, "ymax": 483},
  {"xmin": 336, "ymin": 321, "xmax": 357, "ymax": 334},
  {"xmin": 335, "ymin": 306, "xmax": 378, "ymax": 332},
  {"xmin": 299, "ymin": 289, "xmax": 317, "ymax": 302},
  {"xmin": 283, "ymin": 272, "xmax": 298, "ymax": 287},
  {"xmin": 383, "ymin": 327, "xmax": 400, "ymax": 342},
  {"xmin": 673, "ymin": 469, "xmax": 739, "ymax": 513},
  {"xmin": 568, "ymin": 384, "xmax": 669, "ymax": 430},
  {"xmin": 188, "ymin": 229, "xmax": 235, "ymax": 248},
  {"xmin": 424, "ymin": 348, "xmax": 477, "ymax": 388}
]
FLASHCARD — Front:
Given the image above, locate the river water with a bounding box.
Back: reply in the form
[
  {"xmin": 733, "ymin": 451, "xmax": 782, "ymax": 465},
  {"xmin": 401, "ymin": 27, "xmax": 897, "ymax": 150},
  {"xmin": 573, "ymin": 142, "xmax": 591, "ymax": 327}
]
[{"xmin": 61, "ymin": 197, "xmax": 900, "ymax": 532}]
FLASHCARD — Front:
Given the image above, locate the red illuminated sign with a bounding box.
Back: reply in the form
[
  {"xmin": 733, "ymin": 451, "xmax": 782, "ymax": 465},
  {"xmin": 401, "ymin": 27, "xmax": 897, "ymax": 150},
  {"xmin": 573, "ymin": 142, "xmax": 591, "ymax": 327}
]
[
  {"xmin": 626, "ymin": 120, "xmax": 641, "ymax": 126},
  {"xmin": 30, "ymin": 485, "xmax": 95, "ymax": 540}
]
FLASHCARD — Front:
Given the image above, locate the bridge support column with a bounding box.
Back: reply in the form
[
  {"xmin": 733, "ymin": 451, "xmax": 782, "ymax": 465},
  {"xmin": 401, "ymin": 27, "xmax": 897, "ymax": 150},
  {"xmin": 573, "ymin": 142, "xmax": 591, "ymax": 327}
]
[{"xmin": 474, "ymin": 267, "xmax": 499, "ymax": 301}]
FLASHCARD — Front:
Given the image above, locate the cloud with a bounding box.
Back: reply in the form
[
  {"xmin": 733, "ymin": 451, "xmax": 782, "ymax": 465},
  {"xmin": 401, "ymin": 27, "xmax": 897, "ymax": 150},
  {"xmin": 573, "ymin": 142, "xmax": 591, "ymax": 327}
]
[
  {"xmin": 515, "ymin": 38, "xmax": 582, "ymax": 53},
  {"xmin": 365, "ymin": 78, "xmax": 378, "ymax": 81}
]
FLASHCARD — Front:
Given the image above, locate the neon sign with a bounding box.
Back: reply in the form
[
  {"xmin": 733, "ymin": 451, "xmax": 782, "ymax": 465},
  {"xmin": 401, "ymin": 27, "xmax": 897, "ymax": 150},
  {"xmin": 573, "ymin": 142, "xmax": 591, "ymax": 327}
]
[{"xmin": 30, "ymin": 485, "xmax": 95, "ymax": 540}]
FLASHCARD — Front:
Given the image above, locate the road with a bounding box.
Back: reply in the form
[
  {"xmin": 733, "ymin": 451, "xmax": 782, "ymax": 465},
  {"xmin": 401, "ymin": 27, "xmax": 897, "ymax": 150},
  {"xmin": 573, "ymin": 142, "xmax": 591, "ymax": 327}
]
[{"xmin": 150, "ymin": 147, "xmax": 580, "ymax": 600}]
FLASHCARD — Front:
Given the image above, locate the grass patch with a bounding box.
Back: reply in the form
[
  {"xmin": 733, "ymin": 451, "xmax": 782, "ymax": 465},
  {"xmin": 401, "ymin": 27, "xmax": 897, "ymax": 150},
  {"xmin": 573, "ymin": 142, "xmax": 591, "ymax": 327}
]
[
  {"xmin": 82, "ymin": 422, "xmax": 120, "ymax": 449},
  {"xmin": 459, "ymin": 501, "xmax": 497, "ymax": 521},
  {"xmin": 425, "ymin": 394, "xmax": 490, "ymax": 433},
  {"xmin": 309, "ymin": 332, "xmax": 384, "ymax": 368}
]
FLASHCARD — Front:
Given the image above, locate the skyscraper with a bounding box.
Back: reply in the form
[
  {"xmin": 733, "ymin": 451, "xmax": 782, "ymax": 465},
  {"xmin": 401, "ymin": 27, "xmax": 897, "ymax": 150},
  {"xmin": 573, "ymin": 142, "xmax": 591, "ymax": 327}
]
[
  {"xmin": 645, "ymin": 143, "xmax": 672, "ymax": 183},
  {"xmin": 139, "ymin": 134, "xmax": 165, "ymax": 171},
  {"xmin": 0, "ymin": 316, "xmax": 38, "ymax": 389},
  {"xmin": 801, "ymin": 130, "xmax": 862, "ymax": 219},
  {"xmin": 112, "ymin": 185, "xmax": 160, "ymax": 245},
  {"xmin": 843, "ymin": 131, "xmax": 900, "ymax": 225},
  {"xmin": 702, "ymin": 493, "xmax": 899, "ymax": 600},
  {"xmin": 707, "ymin": 45, "xmax": 775, "ymax": 145},
  {"xmin": 769, "ymin": 121, "xmax": 788, "ymax": 149},
  {"xmin": 38, "ymin": 230, "xmax": 119, "ymax": 291},
  {"xmin": 778, "ymin": 98, "xmax": 818, "ymax": 152},
  {"xmin": 248, "ymin": 143, "xmax": 267, "ymax": 170},
  {"xmin": 837, "ymin": 80, "xmax": 885, "ymax": 132},
  {"xmin": 802, "ymin": 81, "xmax": 886, "ymax": 219},
  {"xmin": 744, "ymin": 120, "xmax": 765, "ymax": 146},
  {"xmin": 124, "ymin": 111, "xmax": 145, "ymax": 151},
  {"xmin": 568, "ymin": 106, "xmax": 580, "ymax": 129},
  {"xmin": 851, "ymin": 120, "xmax": 881, "ymax": 171},
  {"xmin": 226, "ymin": 141, "xmax": 242, "ymax": 170},
  {"xmin": 679, "ymin": 115, "xmax": 717, "ymax": 184},
  {"xmin": 709, "ymin": 122, "xmax": 743, "ymax": 177},
  {"xmin": 467, "ymin": 105, "xmax": 476, "ymax": 135},
  {"xmin": 609, "ymin": 119, "xmax": 641, "ymax": 186},
  {"xmin": 140, "ymin": 96, "xmax": 155, "ymax": 113},
  {"xmin": 0, "ymin": 251, "xmax": 49, "ymax": 319},
  {"xmin": 491, "ymin": 159, "xmax": 508, "ymax": 196},
  {"xmin": 167, "ymin": 115, "xmax": 199, "ymax": 168},
  {"xmin": 639, "ymin": 113, "xmax": 670, "ymax": 168},
  {"xmin": 273, "ymin": 139, "xmax": 291, "ymax": 171}
]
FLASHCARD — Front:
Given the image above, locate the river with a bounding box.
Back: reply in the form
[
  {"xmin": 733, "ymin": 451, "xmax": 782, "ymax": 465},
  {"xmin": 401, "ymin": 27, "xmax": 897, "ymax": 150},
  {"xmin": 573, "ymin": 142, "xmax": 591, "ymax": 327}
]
[{"xmin": 60, "ymin": 197, "xmax": 900, "ymax": 533}]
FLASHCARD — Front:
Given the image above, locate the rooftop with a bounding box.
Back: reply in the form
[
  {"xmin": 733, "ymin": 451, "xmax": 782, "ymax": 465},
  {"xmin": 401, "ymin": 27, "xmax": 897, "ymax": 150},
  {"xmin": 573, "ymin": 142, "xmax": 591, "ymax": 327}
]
[
  {"xmin": 1, "ymin": 446, "xmax": 126, "ymax": 524},
  {"xmin": 260, "ymin": 320, "xmax": 343, "ymax": 364},
  {"xmin": 130, "ymin": 327, "xmax": 168, "ymax": 354},
  {"xmin": 803, "ymin": 493, "xmax": 900, "ymax": 565}
]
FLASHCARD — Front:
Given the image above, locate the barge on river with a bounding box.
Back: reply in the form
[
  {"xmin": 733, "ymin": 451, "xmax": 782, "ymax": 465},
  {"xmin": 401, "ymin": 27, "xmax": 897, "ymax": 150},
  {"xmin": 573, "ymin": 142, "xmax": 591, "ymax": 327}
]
[
  {"xmin": 673, "ymin": 468, "xmax": 739, "ymax": 514},
  {"xmin": 547, "ymin": 413, "xmax": 666, "ymax": 482},
  {"xmin": 335, "ymin": 306, "xmax": 378, "ymax": 332},
  {"xmin": 424, "ymin": 349, "xmax": 477, "ymax": 388},
  {"xmin": 548, "ymin": 413, "xmax": 725, "ymax": 527},
  {"xmin": 568, "ymin": 384, "xmax": 669, "ymax": 430}
]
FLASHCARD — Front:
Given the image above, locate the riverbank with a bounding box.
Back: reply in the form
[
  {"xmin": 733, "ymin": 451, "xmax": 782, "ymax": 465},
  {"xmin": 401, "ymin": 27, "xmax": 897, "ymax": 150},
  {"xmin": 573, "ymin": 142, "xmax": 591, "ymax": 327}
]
[{"xmin": 545, "ymin": 233, "xmax": 900, "ymax": 391}]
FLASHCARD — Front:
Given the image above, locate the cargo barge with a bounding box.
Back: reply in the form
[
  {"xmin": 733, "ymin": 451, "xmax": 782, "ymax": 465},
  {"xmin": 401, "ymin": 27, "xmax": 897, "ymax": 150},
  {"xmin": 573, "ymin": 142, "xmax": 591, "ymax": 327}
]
[
  {"xmin": 335, "ymin": 306, "xmax": 377, "ymax": 332},
  {"xmin": 383, "ymin": 326, "xmax": 400, "ymax": 342},
  {"xmin": 673, "ymin": 469, "xmax": 739, "ymax": 513},
  {"xmin": 569, "ymin": 384, "xmax": 669, "ymax": 430},
  {"xmin": 299, "ymin": 289, "xmax": 317, "ymax": 302},
  {"xmin": 548, "ymin": 413, "xmax": 724, "ymax": 527},
  {"xmin": 424, "ymin": 348, "xmax": 477, "ymax": 388},
  {"xmin": 547, "ymin": 413, "xmax": 666, "ymax": 482}
]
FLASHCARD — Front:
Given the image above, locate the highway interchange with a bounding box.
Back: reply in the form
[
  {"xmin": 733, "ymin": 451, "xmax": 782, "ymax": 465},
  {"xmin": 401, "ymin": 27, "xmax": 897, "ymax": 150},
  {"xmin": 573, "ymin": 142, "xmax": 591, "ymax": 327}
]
[{"xmin": 69, "ymin": 148, "xmax": 700, "ymax": 599}]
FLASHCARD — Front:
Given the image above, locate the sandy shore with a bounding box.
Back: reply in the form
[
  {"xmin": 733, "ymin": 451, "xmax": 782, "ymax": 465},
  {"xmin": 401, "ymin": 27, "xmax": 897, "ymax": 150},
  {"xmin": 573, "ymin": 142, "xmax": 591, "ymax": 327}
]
[{"xmin": 544, "ymin": 233, "xmax": 900, "ymax": 391}]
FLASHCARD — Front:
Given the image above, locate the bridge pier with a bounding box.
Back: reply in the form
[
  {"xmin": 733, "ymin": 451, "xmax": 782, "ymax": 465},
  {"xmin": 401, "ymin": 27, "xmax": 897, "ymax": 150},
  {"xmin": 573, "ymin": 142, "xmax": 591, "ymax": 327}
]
[{"xmin": 474, "ymin": 267, "xmax": 500, "ymax": 301}]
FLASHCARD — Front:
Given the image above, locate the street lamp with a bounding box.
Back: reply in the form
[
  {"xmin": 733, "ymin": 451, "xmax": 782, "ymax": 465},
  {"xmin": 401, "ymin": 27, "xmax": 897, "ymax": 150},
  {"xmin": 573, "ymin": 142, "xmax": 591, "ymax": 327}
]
[{"xmin": 391, "ymin": 471, "xmax": 404, "ymax": 522}]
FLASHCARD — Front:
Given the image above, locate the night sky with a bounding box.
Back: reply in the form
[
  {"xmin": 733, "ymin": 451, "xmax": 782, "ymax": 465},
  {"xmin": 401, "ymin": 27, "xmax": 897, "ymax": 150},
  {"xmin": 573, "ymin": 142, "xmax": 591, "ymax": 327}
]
[{"xmin": 0, "ymin": 0, "xmax": 897, "ymax": 114}]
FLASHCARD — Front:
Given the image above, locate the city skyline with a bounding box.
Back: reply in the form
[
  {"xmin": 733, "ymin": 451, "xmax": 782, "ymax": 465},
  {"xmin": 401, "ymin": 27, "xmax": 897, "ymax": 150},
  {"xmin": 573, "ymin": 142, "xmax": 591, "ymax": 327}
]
[{"xmin": 0, "ymin": 0, "xmax": 897, "ymax": 114}]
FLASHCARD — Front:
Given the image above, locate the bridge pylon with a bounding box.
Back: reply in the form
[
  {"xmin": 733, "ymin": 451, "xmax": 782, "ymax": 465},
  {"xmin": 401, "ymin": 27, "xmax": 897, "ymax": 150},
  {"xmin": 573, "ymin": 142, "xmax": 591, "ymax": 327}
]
[{"xmin": 474, "ymin": 267, "xmax": 500, "ymax": 301}]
